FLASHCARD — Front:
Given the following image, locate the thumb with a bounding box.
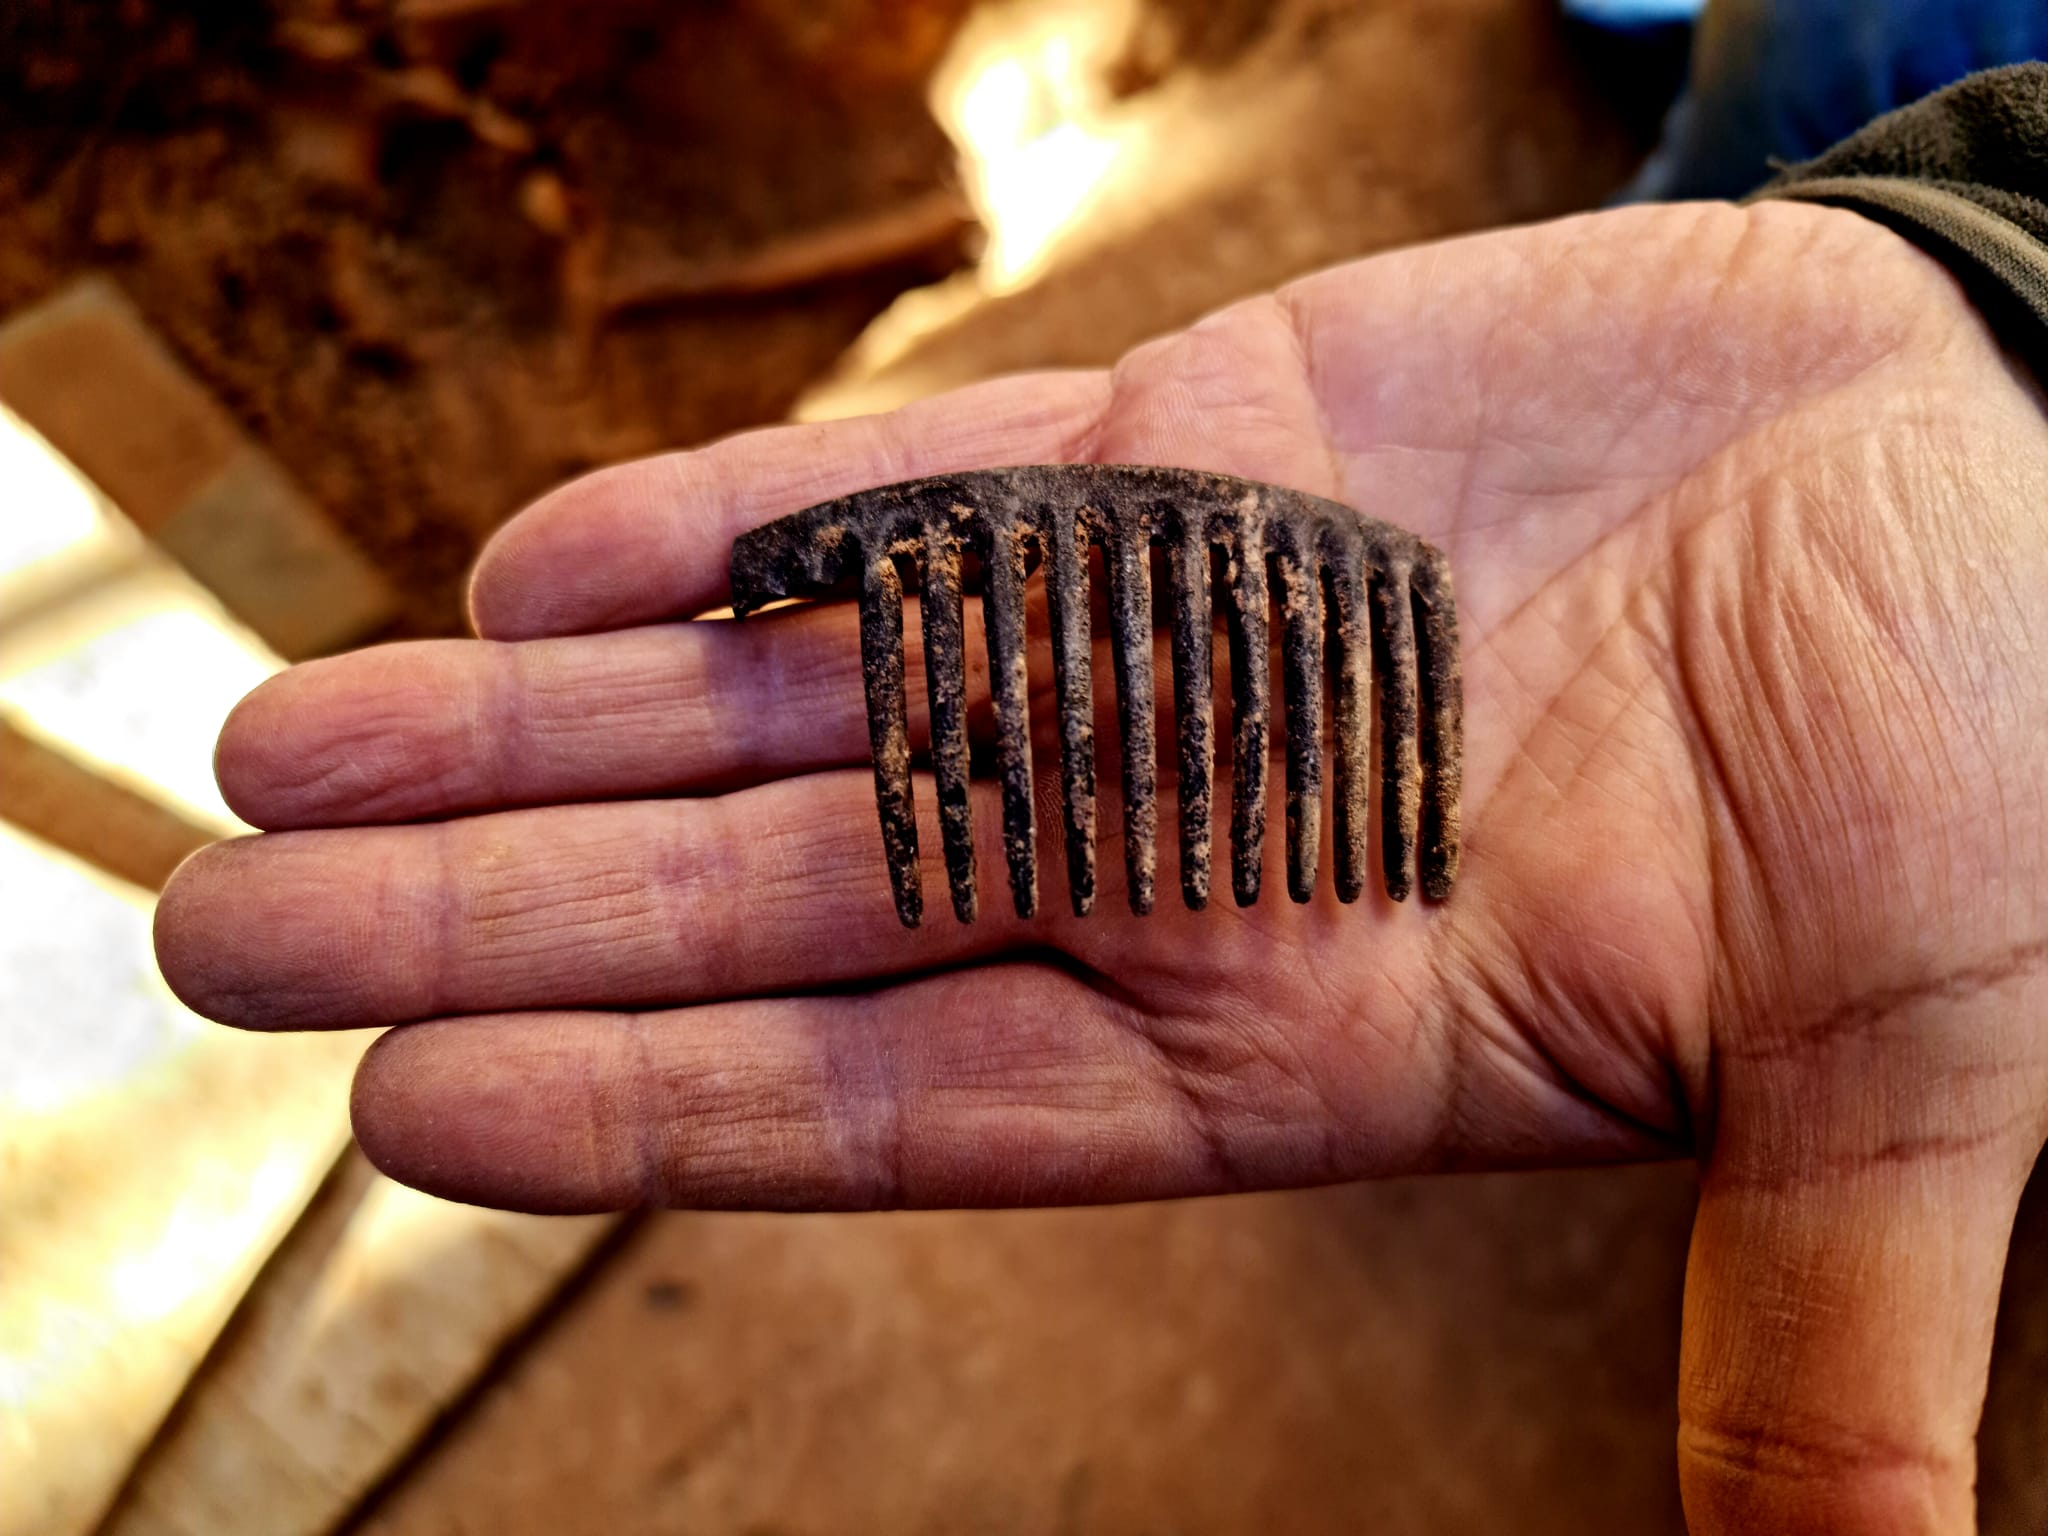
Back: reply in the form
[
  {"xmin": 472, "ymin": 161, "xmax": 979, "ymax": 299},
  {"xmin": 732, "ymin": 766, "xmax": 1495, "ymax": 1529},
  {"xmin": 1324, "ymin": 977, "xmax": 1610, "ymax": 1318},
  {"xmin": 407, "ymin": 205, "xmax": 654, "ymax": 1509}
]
[{"xmin": 1677, "ymin": 1025, "xmax": 2044, "ymax": 1535}]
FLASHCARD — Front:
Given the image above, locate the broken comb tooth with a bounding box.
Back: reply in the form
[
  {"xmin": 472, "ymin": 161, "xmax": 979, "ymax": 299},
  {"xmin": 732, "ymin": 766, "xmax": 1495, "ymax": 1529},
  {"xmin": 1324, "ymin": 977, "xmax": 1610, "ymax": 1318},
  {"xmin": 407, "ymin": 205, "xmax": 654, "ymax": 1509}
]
[{"xmin": 729, "ymin": 465, "xmax": 1462, "ymax": 928}]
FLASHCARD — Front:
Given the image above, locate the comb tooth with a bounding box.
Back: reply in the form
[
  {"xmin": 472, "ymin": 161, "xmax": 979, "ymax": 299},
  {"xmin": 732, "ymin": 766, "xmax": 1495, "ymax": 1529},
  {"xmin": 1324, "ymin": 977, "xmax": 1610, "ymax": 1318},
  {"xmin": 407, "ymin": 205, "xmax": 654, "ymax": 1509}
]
[
  {"xmin": 1044, "ymin": 506, "xmax": 1097, "ymax": 915},
  {"xmin": 1169, "ymin": 520, "xmax": 1213, "ymax": 910},
  {"xmin": 981, "ymin": 522, "xmax": 1038, "ymax": 918},
  {"xmin": 1412, "ymin": 548, "xmax": 1463, "ymax": 900},
  {"xmin": 1328, "ymin": 555, "xmax": 1372, "ymax": 903},
  {"xmin": 918, "ymin": 526, "xmax": 977, "ymax": 923},
  {"xmin": 1106, "ymin": 515, "xmax": 1157, "ymax": 915},
  {"xmin": 857, "ymin": 551, "xmax": 923, "ymax": 927},
  {"xmin": 1277, "ymin": 543, "xmax": 1323, "ymax": 903},
  {"xmin": 1223, "ymin": 520, "xmax": 1270, "ymax": 906},
  {"xmin": 1370, "ymin": 559, "xmax": 1420, "ymax": 902}
]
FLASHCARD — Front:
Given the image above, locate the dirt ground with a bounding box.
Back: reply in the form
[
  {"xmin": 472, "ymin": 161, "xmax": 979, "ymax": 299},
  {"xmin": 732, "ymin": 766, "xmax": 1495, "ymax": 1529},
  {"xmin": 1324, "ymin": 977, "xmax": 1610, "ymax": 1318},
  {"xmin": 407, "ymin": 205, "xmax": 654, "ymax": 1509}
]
[
  {"xmin": 0, "ymin": 0, "xmax": 980, "ymax": 632},
  {"xmin": 0, "ymin": 0, "xmax": 1642, "ymax": 630},
  {"xmin": 352, "ymin": 1165, "xmax": 2048, "ymax": 1534}
]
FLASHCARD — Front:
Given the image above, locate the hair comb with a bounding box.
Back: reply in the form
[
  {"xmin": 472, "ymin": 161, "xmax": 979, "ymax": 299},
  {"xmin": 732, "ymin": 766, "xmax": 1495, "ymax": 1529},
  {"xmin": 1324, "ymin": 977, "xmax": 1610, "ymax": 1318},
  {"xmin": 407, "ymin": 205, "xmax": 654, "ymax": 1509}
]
[{"xmin": 730, "ymin": 464, "xmax": 1460, "ymax": 928}]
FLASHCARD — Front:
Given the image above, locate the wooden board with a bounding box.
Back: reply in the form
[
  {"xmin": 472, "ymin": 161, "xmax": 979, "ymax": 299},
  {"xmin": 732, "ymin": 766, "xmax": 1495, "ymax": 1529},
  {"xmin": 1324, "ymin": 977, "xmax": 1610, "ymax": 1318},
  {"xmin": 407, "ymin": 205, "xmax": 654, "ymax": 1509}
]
[
  {"xmin": 97, "ymin": 1153, "xmax": 618, "ymax": 1536},
  {"xmin": 0, "ymin": 826, "xmax": 360, "ymax": 1536}
]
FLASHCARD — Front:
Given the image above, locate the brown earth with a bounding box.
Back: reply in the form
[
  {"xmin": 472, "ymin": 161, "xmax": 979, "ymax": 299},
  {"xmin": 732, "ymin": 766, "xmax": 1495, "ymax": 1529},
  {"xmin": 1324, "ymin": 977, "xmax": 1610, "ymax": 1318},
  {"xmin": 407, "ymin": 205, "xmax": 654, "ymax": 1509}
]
[{"xmin": 0, "ymin": 0, "xmax": 979, "ymax": 633}]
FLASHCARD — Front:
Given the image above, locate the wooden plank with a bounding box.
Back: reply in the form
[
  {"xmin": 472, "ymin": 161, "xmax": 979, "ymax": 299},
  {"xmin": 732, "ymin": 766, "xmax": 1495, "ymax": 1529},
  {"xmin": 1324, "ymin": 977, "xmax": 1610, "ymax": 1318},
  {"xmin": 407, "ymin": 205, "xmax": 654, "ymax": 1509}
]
[
  {"xmin": 0, "ymin": 732, "xmax": 616, "ymax": 1536},
  {"xmin": 0, "ymin": 824, "xmax": 359, "ymax": 1536},
  {"xmin": 97, "ymin": 1153, "xmax": 619, "ymax": 1536},
  {"xmin": 0, "ymin": 281, "xmax": 399, "ymax": 659},
  {"xmin": 0, "ymin": 713, "xmax": 218, "ymax": 891}
]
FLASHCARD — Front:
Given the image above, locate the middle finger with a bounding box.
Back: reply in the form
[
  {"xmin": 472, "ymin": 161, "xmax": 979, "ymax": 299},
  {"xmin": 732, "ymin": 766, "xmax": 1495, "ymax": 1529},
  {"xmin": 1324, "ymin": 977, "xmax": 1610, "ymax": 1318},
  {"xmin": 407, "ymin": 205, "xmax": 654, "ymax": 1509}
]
[{"xmin": 156, "ymin": 767, "xmax": 1086, "ymax": 1032}]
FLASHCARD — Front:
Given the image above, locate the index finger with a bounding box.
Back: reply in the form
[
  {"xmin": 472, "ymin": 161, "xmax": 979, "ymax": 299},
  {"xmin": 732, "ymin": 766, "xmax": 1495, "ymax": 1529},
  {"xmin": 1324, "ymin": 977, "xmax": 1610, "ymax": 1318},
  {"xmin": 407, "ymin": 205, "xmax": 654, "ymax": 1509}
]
[{"xmin": 468, "ymin": 371, "xmax": 1110, "ymax": 640}]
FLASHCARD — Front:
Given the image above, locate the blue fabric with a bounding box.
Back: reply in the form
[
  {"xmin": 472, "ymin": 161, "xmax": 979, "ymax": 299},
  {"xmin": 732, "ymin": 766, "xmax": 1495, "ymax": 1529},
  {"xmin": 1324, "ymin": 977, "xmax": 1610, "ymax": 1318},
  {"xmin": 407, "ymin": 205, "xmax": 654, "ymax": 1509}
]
[
  {"xmin": 1619, "ymin": 0, "xmax": 2048, "ymax": 200},
  {"xmin": 1563, "ymin": 0, "xmax": 1705, "ymax": 27}
]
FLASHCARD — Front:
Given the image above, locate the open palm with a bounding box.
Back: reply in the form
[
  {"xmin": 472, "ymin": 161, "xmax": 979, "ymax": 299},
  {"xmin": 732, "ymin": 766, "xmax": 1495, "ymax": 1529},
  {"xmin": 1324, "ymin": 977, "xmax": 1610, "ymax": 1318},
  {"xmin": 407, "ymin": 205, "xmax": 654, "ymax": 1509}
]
[{"xmin": 158, "ymin": 201, "xmax": 2048, "ymax": 1534}]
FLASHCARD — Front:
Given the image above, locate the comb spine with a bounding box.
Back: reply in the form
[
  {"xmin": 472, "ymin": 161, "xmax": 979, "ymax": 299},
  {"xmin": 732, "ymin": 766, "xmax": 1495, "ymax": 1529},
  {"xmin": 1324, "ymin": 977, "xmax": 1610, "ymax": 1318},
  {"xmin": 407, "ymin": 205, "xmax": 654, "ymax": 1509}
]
[{"xmin": 857, "ymin": 548, "xmax": 923, "ymax": 927}]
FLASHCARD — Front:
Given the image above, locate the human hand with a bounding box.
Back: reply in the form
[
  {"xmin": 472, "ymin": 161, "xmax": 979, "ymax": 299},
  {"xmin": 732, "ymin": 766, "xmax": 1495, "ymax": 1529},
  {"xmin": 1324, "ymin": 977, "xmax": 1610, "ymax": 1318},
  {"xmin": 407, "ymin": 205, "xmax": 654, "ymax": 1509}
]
[{"xmin": 157, "ymin": 201, "xmax": 2048, "ymax": 1533}]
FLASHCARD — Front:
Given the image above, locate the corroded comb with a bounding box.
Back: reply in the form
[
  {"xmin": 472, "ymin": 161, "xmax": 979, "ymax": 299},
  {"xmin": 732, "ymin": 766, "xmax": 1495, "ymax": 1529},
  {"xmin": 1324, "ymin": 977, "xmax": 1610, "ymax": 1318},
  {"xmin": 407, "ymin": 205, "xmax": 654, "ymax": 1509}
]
[{"xmin": 730, "ymin": 464, "xmax": 1460, "ymax": 928}]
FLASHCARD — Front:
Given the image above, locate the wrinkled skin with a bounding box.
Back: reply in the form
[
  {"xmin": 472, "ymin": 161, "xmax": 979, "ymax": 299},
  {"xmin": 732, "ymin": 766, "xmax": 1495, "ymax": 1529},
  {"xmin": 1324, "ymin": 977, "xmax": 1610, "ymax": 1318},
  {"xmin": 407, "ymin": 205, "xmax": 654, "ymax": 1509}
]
[{"xmin": 156, "ymin": 202, "xmax": 2048, "ymax": 1534}]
